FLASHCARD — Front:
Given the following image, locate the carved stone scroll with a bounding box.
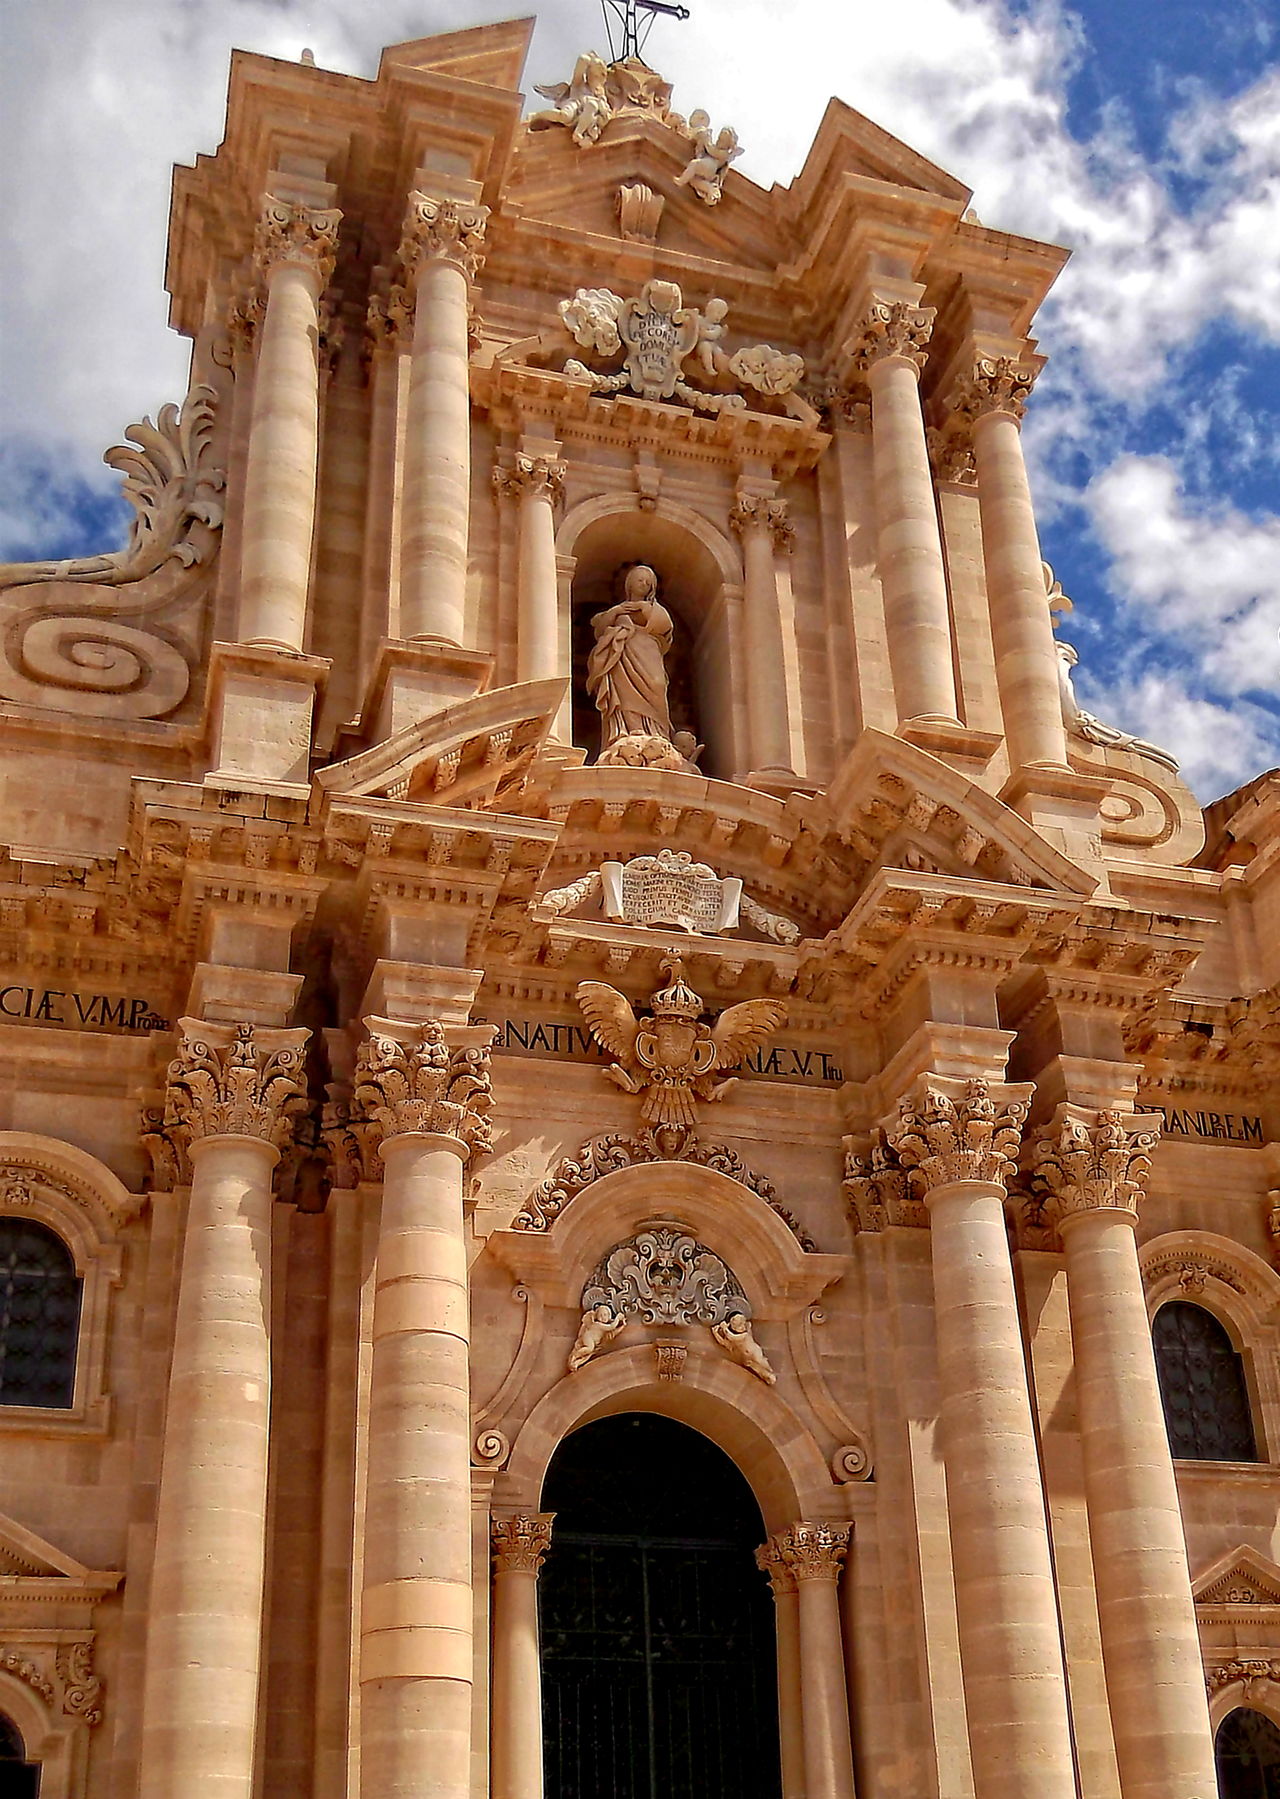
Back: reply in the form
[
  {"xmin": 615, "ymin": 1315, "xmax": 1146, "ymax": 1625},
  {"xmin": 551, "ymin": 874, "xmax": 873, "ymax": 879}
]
[
  {"xmin": 399, "ymin": 192, "xmax": 489, "ymax": 284},
  {"xmin": 164, "ymin": 1021, "xmax": 309, "ymax": 1149},
  {"xmin": 353, "ymin": 1023, "xmax": 493, "ymax": 1159}
]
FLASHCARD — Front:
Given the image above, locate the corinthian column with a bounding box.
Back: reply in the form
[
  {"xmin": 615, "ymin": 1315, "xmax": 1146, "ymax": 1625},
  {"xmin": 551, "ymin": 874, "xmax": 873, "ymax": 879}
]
[
  {"xmin": 949, "ymin": 357, "xmax": 1069, "ymax": 773},
  {"xmin": 845, "ymin": 300, "xmax": 959, "ymax": 729},
  {"xmin": 354, "ymin": 1022, "xmax": 493, "ymax": 1799},
  {"xmin": 239, "ymin": 197, "xmax": 340, "ymax": 650},
  {"xmin": 730, "ymin": 491, "xmax": 797, "ymax": 783},
  {"xmin": 887, "ymin": 1078, "xmax": 1076, "ymax": 1799},
  {"xmin": 1031, "ymin": 1107, "xmax": 1219, "ymax": 1799},
  {"xmin": 763, "ymin": 1524, "xmax": 855, "ymax": 1799},
  {"xmin": 138, "ymin": 1021, "xmax": 309, "ymax": 1799},
  {"xmin": 397, "ymin": 193, "xmax": 488, "ymax": 645},
  {"xmin": 756, "ymin": 1538, "xmax": 812, "ymax": 1799},
  {"xmin": 493, "ymin": 454, "xmax": 566, "ymax": 687},
  {"xmin": 491, "ymin": 1515, "xmax": 555, "ymax": 1799}
]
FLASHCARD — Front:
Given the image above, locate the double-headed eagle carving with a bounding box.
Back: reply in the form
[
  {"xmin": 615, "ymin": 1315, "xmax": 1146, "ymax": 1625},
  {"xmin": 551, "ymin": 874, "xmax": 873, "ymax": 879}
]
[{"xmin": 576, "ymin": 958, "xmax": 786, "ymax": 1129}]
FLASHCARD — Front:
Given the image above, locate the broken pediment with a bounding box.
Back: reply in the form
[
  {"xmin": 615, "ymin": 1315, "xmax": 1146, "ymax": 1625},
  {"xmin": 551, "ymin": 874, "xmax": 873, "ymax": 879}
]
[
  {"xmin": 0, "ymin": 1513, "xmax": 119, "ymax": 1597},
  {"xmin": 376, "ymin": 17, "xmax": 535, "ymax": 90},
  {"xmin": 1194, "ymin": 1547, "xmax": 1280, "ymax": 1615},
  {"xmin": 314, "ymin": 678, "xmax": 566, "ymax": 809},
  {"xmin": 794, "ymin": 97, "xmax": 973, "ymax": 210}
]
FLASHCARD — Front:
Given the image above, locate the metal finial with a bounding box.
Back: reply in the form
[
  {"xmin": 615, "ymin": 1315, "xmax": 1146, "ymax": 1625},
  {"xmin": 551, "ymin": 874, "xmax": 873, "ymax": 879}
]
[{"xmin": 601, "ymin": 0, "xmax": 691, "ymax": 62}]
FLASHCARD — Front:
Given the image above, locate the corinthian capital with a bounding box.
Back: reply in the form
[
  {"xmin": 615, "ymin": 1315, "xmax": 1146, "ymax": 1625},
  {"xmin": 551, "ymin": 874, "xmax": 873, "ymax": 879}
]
[
  {"xmin": 253, "ymin": 196, "xmax": 341, "ymax": 284},
  {"xmin": 842, "ymin": 1133, "xmax": 925, "ymax": 1231},
  {"xmin": 353, "ymin": 1023, "xmax": 493, "ymax": 1156},
  {"xmin": 1029, "ymin": 1106, "xmax": 1159, "ymax": 1224},
  {"xmin": 887, "ymin": 1075, "xmax": 1031, "ymax": 1192},
  {"xmin": 730, "ymin": 494, "xmax": 794, "ymax": 550},
  {"xmin": 398, "ymin": 191, "xmax": 489, "ymax": 283},
  {"xmin": 765, "ymin": 1522, "xmax": 851, "ymax": 1583},
  {"xmin": 492, "ymin": 453, "xmax": 566, "ymax": 505},
  {"xmin": 165, "ymin": 1020, "xmax": 310, "ymax": 1149},
  {"xmin": 844, "ymin": 299, "xmax": 935, "ymax": 373},
  {"xmin": 492, "ymin": 1513, "xmax": 555, "ymax": 1574},
  {"xmin": 948, "ymin": 354, "xmax": 1040, "ymax": 424}
]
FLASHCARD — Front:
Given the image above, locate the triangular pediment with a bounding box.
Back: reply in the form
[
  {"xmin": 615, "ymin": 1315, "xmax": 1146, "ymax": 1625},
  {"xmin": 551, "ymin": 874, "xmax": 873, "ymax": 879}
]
[
  {"xmin": 315, "ymin": 678, "xmax": 566, "ymax": 808},
  {"xmin": 1193, "ymin": 1547, "xmax": 1280, "ymax": 1611},
  {"xmin": 0, "ymin": 1511, "xmax": 120, "ymax": 1596},
  {"xmin": 792, "ymin": 97, "xmax": 972, "ymax": 211},
  {"xmin": 378, "ymin": 18, "xmax": 535, "ymax": 91}
]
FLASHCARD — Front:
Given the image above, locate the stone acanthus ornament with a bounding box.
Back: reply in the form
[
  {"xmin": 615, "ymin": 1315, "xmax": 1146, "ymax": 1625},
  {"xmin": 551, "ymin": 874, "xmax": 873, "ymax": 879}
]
[
  {"xmin": 844, "ymin": 300, "xmax": 935, "ymax": 373},
  {"xmin": 558, "ymin": 280, "xmax": 804, "ymax": 414},
  {"xmin": 569, "ymin": 1223, "xmax": 774, "ymax": 1382},
  {"xmin": 887, "ymin": 1076, "xmax": 1031, "ymax": 1192},
  {"xmin": 252, "ymin": 195, "xmax": 342, "ymax": 284},
  {"xmin": 399, "ymin": 191, "xmax": 489, "ymax": 283},
  {"xmin": 0, "ymin": 1634, "xmax": 103, "ymax": 1726},
  {"xmin": 576, "ymin": 956, "xmax": 788, "ymax": 1130},
  {"xmin": 492, "ymin": 454, "xmax": 566, "ymax": 506},
  {"xmin": 530, "ymin": 50, "xmax": 613, "ymax": 145},
  {"xmin": 0, "ymin": 383, "xmax": 224, "ymax": 720},
  {"xmin": 164, "ymin": 1021, "xmax": 309, "ymax": 1149},
  {"xmin": 1205, "ymin": 1659, "xmax": 1280, "ymax": 1700},
  {"xmin": 320, "ymin": 1092, "xmax": 382, "ymax": 1189},
  {"xmin": 491, "ymin": 1514, "xmax": 555, "ymax": 1574},
  {"xmin": 1046, "ymin": 565, "xmax": 1180, "ymax": 771},
  {"xmin": 1028, "ymin": 1108, "xmax": 1159, "ymax": 1223},
  {"xmin": 730, "ymin": 494, "xmax": 795, "ymax": 552},
  {"xmin": 353, "ymin": 1023, "xmax": 493, "ymax": 1158},
  {"xmin": 925, "ymin": 424, "xmax": 977, "ymax": 485},
  {"xmin": 949, "ymin": 355, "xmax": 1039, "ymax": 425},
  {"xmin": 842, "ymin": 1134, "xmax": 927, "ymax": 1232},
  {"xmin": 511, "ymin": 1130, "xmax": 814, "ymax": 1246},
  {"xmin": 673, "ymin": 110, "xmax": 744, "ymax": 204},
  {"xmin": 225, "ymin": 287, "xmax": 265, "ymax": 356},
  {"xmin": 760, "ymin": 1522, "xmax": 851, "ymax": 1581}
]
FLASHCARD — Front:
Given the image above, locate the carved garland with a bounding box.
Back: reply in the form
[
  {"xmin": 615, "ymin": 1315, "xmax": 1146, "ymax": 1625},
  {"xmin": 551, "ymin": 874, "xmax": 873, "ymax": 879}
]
[{"xmin": 0, "ymin": 1636, "xmax": 103, "ymax": 1724}]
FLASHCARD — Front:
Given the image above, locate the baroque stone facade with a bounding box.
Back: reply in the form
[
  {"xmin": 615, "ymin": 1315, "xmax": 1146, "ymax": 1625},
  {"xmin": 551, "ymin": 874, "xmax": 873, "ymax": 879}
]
[{"xmin": 2, "ymin": 16, "xmax": 1280, "ymax": 1799}]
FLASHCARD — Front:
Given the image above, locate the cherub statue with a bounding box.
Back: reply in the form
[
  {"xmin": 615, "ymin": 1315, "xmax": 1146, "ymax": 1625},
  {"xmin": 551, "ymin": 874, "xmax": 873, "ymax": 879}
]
[
  {"xmin": 675, "ymin": 112, "xmax": 743, "ymax": 205},
  {"xmin": 711, "ymin": 1311, "xmax": 775, "ymax": 1384},
  {"xmin": 568, "ymin": 1301, "xmax": 625, "ymax": 1372},
  {"xmin": 691, "ymin": 298, "xmax": 729, "ymax": 379},
  {"xmin": 531, "ymin": 51, "xmax": 612, "ymax": 148},
  {"xmin": 576, "ymin": 956, "xmax": 787, "ymax": 1131}
]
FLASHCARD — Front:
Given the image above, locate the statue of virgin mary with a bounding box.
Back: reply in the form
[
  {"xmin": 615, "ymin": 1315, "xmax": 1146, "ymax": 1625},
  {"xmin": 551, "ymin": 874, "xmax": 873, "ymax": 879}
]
[{"xmin": 585, "ymin": 565, "xmax": 675, "ymax": 749}]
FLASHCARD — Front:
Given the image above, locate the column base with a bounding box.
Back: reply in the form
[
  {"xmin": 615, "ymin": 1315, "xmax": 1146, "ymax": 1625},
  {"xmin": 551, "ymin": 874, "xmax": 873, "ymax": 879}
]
[
  {"xmin": 357, "ymin": 638, "xmax": 493, "ymax": 745},
  {"xmin": 204, "ymin": 641, "xmax": 329, "ymax": 789}
]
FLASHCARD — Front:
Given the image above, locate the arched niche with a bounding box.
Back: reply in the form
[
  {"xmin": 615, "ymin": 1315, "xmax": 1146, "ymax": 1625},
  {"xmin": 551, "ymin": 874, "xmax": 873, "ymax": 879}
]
[{"xmin": 557, "ymin": 496, "xmax": 744, "ymax": 779}]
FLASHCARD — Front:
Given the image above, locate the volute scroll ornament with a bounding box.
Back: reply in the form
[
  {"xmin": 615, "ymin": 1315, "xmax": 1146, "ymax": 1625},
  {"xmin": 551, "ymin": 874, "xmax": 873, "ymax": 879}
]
[
  {"xmin": 887, "ymin": 1076, "xmax": 1032, "ymax": 1193},
  {"xmin": 491, "ymin": 1514, "xmax": 555, "ymax": 1574},
  {"xmin": 399, "ymin": 191, "xmax": 489, "ymax": 284},
  {"xmin": 164, "ymin": 1021, "xmax": 310, "ymax": 1150},
  {"xmin": 252, "ymin": 195, "xmax": 341, "ymax": 284},
  {"xmin": 844, "ymin": 300, "xmax": 936, "ymax": 373},
  {"xmin": 353, "ymin": 1023, "xmax": 494, "ymax": 1159},
  {"xmin": 1028, "ymin": 1108, "xmax": 1160, "ymax": 1225},
  {"xmin": 948, "ymin": 354, "xmax": 1040, "ymax": 426}
]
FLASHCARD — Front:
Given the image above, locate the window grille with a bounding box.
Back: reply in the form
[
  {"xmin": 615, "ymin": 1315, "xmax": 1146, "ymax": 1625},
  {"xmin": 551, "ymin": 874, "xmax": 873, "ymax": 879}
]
[
  {"xmin": 0, "ymin": 1710, "xmax": 40, "ymax": 1796},
  {"xmin": 1153, "ymin": 1300, "xmax": 1257, "ymax": 1462},
  {"xmin": 1215, "ymin": 1704, "xmax": 1280, "ymax": 1797},
  {"xmin": 0, "ymin": 1218, "xmax": 81, "ymax": 1408}
]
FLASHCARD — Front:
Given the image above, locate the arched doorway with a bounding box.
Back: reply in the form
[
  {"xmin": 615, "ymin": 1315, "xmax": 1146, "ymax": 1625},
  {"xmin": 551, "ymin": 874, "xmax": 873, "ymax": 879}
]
[
  {"xmin": 1216, "ymin": 1706, "xmax": 1280, "ymax": 1796},
  {"xmin": 0, "ymin": 1709, "xmax": 40, "ymax": 1796},
  {"xmin": 539, "ymin": 1412, "xmax": 782, "ymax": 1799}
]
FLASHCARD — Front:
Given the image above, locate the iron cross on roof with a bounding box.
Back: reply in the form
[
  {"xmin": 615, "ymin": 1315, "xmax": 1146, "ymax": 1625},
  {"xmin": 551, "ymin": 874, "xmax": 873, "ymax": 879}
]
[{"xmin": 601, "ymin": 0, "xmax": 691, "ymax": 62}]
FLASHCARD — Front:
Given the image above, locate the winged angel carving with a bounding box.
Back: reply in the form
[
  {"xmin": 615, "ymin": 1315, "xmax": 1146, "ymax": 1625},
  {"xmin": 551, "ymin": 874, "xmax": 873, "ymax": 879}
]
[
  {"xmin": 0, "ymin": 384, "xmax": 224, "ymax": 718},
  {"xmin": 576, "ymin": 957, "xmax": 787, "ymax": 1130}
]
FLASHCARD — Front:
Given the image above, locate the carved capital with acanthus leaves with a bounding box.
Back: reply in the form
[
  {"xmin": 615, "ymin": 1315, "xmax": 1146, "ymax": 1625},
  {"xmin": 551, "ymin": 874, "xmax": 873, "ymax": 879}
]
[
  {"xmin": 253, "ymin": 196, "xmax": 341, "ymax": 286},
  {"xmin": 948, "ymin": 355, "xmax": 1040, "ymax": 426},
  {"xmin": 730, "ymin": 494, "xmax": 794, "ymax": 552},
  {"xmin": 492, "ymin": 1513, "xmax": 555, "ymax": 1574},
  {"xmin": 353, "ymin": 1023, "xmax": 493, "ymax": 1157},
  {"xmin": 842, "ymin": 1132, "xmax": 925, "ymax": 1231},
  {"xmin": 887, "ymin": 1075, "xmax": 1031, "ymax": 1193},
  {"xmin": 399, "ymin": 191, "xmax": 489, "ymax": 284},
  {"xmin": 364, "ymin": 287, "xmax": 414, "ymax": 361},
  {"xmin": 320, "ymin": 1093, "xmax": 382, "ymax": 1188},
  {"xmin": 164, "ymin": 1021, "xmax": 310, "ymax": 1151},
  {"xmin": 1028, "ymin": 1106, "xmax": 1159, "ymax": 1226},
  {"xmin": 762, "ymin": 1522, "xmax": 850, "ymax": 1584},
  {"xmin": 844, "ymin": 299, "xmax": 935, "ymax": 374},
  {"xmin": 492, "ymin": 453, "xmax": 566, "ymax": 506}
]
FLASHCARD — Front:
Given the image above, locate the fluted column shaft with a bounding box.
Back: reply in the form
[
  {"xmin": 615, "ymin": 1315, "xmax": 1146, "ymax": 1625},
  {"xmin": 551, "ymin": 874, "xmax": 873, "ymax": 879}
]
[
  {"xmin": 398, "ymin": 194, "xmax": 488, "ymax": 645},
  {"xmin": 765, "ymin": 1526, "xmax": 855, "ymax": 1799},
  {"xmin": 731, "ymin": 493, "xmax": 794, "ymax": 777},
  {"xmin": 890, "ymin": 1078, "xmax": 1076, "ymax": 1799},
  {"xmin": 1034, "ymin": 1110, "xmax": 1219, "ymax": 1799},
  {"xmin": 138, "ymin": 1023, "xmax": 308, "ymax": 1799},
  {"xmin": 491, "ymin": 1516, "xmax": 554, "ymax": 1799},
  {"xmin": 355, "ymin": 1024, "xmax": 492, "ymax": 1799},
  {"xmin": 849, "ymin": 302, "xmax": 959, "ymax": 727},
  {"xmin": 239, "ymin": 200, "xmax": 339, "ymax": 650},
  {"xmin": 955, "ymin": 358, "xmax": 1068, "ymax": 771}
]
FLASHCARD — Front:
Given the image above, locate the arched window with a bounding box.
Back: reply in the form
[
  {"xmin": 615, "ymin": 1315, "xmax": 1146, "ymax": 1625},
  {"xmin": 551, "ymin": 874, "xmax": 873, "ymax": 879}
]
[
  {"xmin": 1216, "ymin": 1705, "xmax": 1280, "ymax": 1797},
  {"xmin": 0, "ymin": 1709, "xmax": 40, "ymax": 1795},
  {"xmin": 0, "ymin": 1218, "xmax": 82, "ymax": 1408},
  {"xmin": 1153, "ymin": 1300, "xmax": 1257, "ymax": 1462}
]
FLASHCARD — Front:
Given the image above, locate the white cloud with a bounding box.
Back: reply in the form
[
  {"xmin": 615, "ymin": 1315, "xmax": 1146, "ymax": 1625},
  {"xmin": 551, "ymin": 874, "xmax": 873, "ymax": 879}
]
[{"xmin": 1072, "ymin": 666, "xmax": 1279, "ymax": 799}]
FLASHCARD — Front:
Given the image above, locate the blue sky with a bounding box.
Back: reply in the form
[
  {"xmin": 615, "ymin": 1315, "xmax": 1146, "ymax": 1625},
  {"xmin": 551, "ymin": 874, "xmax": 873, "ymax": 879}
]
[{"xmin": 4, "ymin": 0, "xmax": 1280, "ymax": 799}]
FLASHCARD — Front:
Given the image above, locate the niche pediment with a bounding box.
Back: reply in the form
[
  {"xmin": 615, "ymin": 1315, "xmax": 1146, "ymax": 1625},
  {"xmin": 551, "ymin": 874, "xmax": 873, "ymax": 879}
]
[
  {"xmin": 1194, "ymin": 1547, "xmax": 1280, "ymax": 1617},
  {"xmin": 0, "ymin": 1512, "xmax": 120, "ymax": 1600}
]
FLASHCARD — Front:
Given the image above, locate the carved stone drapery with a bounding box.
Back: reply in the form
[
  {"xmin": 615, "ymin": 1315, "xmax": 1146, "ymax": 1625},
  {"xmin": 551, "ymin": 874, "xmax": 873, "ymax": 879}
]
[
  {"xmin": 763, "ymin": 1523, "xmax": 851, "ymax": 1582},
  {"xmin": 492, "ymin": 454, "xmax": 566, "ymax": 506},
  {"xmin": 491, "ymin": 1514, "xmax": 555, "ymax": 1575},
  {"xmin": 165, "ymin": 1021, "xmax": 309, "ymax": 1149},
  {"xmin": 948, "ymin": 355, "xmax": 1040, "ymax": 426},
  {"xmin": 0, "ymin": 383, "xmax": 224, "ymax": 720},
  {"xmin": 398, "ymin": 191, "xmax": 489, "ymax": 284},
  {"xmin": 252, "ymin": 196, "xmax": 341, "ymax": 285},
  {"xmin": 353, "ymin": 1024, "xmax": 493, "ymax": 1157},
  {"xmin": 1028, "ymin": 1108, "xmax": 1159, "ymax": 1223},
  {"xmin": 887, "ymin": 1076, "xmax": 1030, "ymax": 1192},
  {"xmin": 844, "ymin": 300, "xmax": 934, "ymax": 372},
  {"xmin": 511, "ymin": 1130, "xmax": 814, "ymax": 1246},
  {"xmin": 730, "ymin": 494, "xmax": 795, "ymax": 552}
]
